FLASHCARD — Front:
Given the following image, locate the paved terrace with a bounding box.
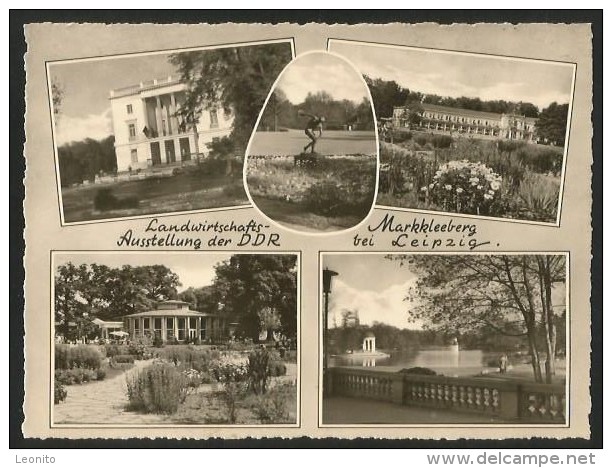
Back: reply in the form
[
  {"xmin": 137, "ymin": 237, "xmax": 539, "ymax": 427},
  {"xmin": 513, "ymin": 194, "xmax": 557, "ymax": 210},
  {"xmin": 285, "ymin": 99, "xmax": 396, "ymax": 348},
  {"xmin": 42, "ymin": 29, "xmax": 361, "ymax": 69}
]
[{"xmin": 323, "ymin": 397, "xmax": 504, "ymax": 424}]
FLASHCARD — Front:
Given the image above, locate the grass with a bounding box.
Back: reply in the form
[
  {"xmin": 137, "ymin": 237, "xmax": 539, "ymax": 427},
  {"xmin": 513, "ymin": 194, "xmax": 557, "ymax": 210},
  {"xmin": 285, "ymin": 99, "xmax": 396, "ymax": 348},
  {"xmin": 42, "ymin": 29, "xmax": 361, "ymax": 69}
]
[
  {"xmin": 249, "ymin": 129, "xmax": 377, "ymax": 156},
  {"xmin": 61, "ymin": 167, "xmax": 248, "ymax": 223}
]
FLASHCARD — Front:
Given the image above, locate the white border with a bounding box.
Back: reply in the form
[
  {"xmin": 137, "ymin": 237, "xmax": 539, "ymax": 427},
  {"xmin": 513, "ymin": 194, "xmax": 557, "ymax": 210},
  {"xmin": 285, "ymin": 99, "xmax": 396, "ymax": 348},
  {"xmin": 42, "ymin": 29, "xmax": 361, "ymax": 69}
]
[
  {"xmin": 46, "ymin": 38, "xmax": 296, "ymax": 227},
  {"xmin": 50, "ymin": 250, "xmax": 302, "ymax": 429},
  {"xmin": 242, "ymin": 49, "xmax": 380, "ymax": 237},
  {"xmin": 318, "ymin": 250, "xmax": 571, "ymax": 429},
  {"xmin": 328, "ymin": 38, "xmax": 577, "ymax": 228}
]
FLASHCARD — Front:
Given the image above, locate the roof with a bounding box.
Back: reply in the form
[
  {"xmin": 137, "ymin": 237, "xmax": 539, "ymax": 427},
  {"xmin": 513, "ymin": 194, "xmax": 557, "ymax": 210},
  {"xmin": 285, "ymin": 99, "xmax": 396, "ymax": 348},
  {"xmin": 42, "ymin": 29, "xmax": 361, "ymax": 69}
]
[
  {"xmin": 110, "ymin": 75, "xmax": 184, "ymax": 99},
  {"xmin": 420, "ymin": 103, "xmax": 503, "ymax": 120},
  {"xmin": 364, "ymin": 331, "xmax": 375, "ymax": 338},
  {"xmin": 160, "ymin": 300, "xmax": 189, "ymax": 305},
  {"xmin": 123, "ymin": 308, "xmax": 218, "ymax": 318}
]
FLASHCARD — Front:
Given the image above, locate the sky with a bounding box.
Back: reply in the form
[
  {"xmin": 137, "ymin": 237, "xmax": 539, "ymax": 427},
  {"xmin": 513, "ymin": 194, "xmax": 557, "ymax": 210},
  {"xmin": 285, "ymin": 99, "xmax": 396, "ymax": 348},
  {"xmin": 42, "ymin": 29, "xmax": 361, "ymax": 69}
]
[
  {"xmin": 330, "ymin": 41, "xmax": 575, "ymax": 111},
  {"xmin": 53, "ymin": 252, "xmax": 232, "ymax": 292},
  {"xmin": 322, "ymin": 254, "xmax": 568, "ymax": 330},
  {"xmin": 275, "ymin": 52, "xmax": 370, "ymax": 105},
  {"xmin": 322, "ymin": 254, "xmax": 421, "ymax": 330},
  {"xmin": 49, "ymin": 52, "xmax": 179, "ymax": 145}
]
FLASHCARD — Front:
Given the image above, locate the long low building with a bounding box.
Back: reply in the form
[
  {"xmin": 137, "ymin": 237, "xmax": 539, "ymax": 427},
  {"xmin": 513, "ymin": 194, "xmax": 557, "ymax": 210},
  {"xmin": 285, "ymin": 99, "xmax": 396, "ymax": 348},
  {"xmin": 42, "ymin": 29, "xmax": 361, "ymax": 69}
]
[
  {"xmin": 123, "ymin": 300, "xmax": 228, "ymax": 343},
  {"xmin": 392, "ymin": 103, "xmax": 538, "ymax": 143},
  {"xmin": 110, "ymin": 75, "xmax": 233, "ymax": 172}
]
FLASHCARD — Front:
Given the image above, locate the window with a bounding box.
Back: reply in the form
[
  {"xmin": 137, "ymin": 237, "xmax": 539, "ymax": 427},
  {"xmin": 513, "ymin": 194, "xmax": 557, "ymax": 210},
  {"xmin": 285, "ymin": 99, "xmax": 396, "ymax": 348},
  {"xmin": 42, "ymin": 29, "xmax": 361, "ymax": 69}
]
[
  {"xmin": 209, "ymin": 109, "xmax": 219, "ymax": 128},
  {"xmin": 178, "ymin": 318, "xmax": 186, "ymax": 341},
  {"xmin": 166, "ymin": 318, "xmax": 174, "ymax": 340},
  {"xmin": 126, "ymin": 104, "xmax": 133, "ymax": 114},
  {"xmin": 128, "ymin": 123, "xmax": 136, "ymax": 141},
  {"xmin": 130, "ymin": 149, "xmax": 138, "ymax": 164},
  {"xmin": 154, "ymin": 318, "xmax": 162, "ymax": 340}
]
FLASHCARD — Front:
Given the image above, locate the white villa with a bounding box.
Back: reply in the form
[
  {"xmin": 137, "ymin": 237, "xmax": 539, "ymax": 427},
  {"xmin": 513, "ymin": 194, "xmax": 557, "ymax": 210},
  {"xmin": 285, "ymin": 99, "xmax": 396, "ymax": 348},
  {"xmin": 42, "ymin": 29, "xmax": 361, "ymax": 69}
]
[
  {"xmin": 109, "ymin": 76, "xmax": 233, "ymax": 172},
  {"xmin": 123, "ymin": 300, "xmax": 228, "ymax": 343},
  {"xmin": 392, "ymin": 103, "xmax": 538, "ymax": 143}
]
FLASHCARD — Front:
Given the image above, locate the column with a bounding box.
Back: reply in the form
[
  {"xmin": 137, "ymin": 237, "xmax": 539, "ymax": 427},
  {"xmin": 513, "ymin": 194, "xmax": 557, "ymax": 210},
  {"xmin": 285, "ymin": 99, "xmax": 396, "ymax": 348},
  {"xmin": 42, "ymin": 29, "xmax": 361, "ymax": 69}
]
[
  {"xmin": 170, "ymin": 93, "xmax": 179, "ymax": 135},
  {"xmin": 173, "ymin": 317, "xmax": 178, "ymax": 340},
  {"xmin": 155, "ymin": 96, "xmax": 163, "ymax": 137},
  {"xmin": 161, "ymin": 317, "xmax": 167, "ymax": 343},
  {"xmin": 197, "ymin": 317, "xmax": 201, "ymax": 342}
]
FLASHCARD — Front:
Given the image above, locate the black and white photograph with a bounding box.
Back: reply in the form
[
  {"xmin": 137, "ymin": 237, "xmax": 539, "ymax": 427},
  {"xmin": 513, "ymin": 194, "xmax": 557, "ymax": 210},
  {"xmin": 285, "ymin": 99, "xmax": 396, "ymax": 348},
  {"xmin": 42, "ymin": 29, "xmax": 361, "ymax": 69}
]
[
  {"xmin": 329, "ymin": 40, "xmax": 576, "ymax": 225},
  {"xmin": 321, "ymin": 253, "xmax": 568, "ymax": 425},
  {"xmin": 52, "ymin": 252, "xmax": 299, "ymax": 426},
  {"xmin": 47, "ymin": 40, "xmax": 294, "ymax": 224},
  {"xmin": 245, "ymin": 51, "xmax": 378, "ymax": 233}
]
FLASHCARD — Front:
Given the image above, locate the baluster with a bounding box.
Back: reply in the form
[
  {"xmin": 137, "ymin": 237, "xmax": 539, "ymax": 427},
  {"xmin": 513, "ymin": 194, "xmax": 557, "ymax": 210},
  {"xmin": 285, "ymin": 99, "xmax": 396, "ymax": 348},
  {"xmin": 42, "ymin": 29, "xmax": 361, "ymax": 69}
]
[
  {"xmin": 459, "ymin": 386, "xmax": 466, "ymax": 406},
  {"xmin": 475, "ymin": 387, "xmax": 482, "ymax": 408},
  {"xmin": 451, "ymin": 385, "xmax": 458, "ymax": 406},
  {"xmin": 467, "ymin": 386, "xmax": 474, "ymax": 406},
  {"xmin": 491, "ymin": 389, "xmax": 500, "ymax": 410},
  {"xmin": 483, "ymin": 388, "xmax": 491, "ymax": 407}
]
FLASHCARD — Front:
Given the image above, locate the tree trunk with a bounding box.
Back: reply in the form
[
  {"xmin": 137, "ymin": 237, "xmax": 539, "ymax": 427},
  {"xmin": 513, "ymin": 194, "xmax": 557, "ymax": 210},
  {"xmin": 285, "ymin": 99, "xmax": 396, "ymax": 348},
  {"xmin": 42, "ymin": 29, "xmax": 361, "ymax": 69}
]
[{"xmin": 526, "ymin": 321, "xmax": 543, "ymax": 383}]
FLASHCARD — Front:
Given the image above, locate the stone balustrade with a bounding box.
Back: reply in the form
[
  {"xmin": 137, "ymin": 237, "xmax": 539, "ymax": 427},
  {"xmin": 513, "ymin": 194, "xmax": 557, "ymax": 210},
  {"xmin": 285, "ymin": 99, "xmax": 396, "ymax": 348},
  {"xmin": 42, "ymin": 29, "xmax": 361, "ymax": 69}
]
[{"xmin": 327, "ymin": 367, "xmax": 565, "ymax": 423}]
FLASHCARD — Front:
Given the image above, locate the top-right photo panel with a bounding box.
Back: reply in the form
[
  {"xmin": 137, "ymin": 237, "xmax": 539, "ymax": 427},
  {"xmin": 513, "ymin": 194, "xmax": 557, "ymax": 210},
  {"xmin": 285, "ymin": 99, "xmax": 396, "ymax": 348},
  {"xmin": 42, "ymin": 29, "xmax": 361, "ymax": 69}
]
[{"xmin": 329, "ymin": 39, "xmax": 576, "ymax": 225}]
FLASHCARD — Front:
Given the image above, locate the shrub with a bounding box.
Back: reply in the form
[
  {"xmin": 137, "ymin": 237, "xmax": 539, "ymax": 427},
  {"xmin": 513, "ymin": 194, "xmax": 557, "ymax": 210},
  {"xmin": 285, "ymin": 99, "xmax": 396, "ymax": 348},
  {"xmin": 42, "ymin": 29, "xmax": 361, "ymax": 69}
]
[
  {"xmin": 152, "ymin": 333, "xmax": 164, "ymax": 348},
  {"xmin": 247, "ymin": 347, "xmax": 272, "ymax": 395},
  {"xmin": 268, "ymin": 360, "xmax": 287, "ymax": 377},
  {"xmin": 113, "ymin": 354, "xmax": 135, "ymax": 364},
  {"xmin": 251, "ymin": 385, "xmax": 292, "ymax": 424},
  {"xmin": 55, "ymin": 368, "xmax": 98, "ymax": 385},
  {"xmin": 55, "ymin": 344, "xmax": 103, "ymax": 370},
  {"xmin": 94, "ymin": 188, "xmax": 138, "ymax": 211},
  {"xmin": 126, "ymin": 363, "xmax": 189, "ymax": 414},
  {"xmin": 104, "ymin": 344, "xmax": 130, "ymax": 358},
  {"xmin": 159, "ymin": 346, "xmax": 218, "ymax": 373},
  {"xmin": 211, "ymin": 360, "xmax": 249, "ymax": 423},
  {"xmin": 398, "ymin": 367, "xmax": 438, "ymax": 376},
  {"xmin": 516, "ymin": 172, "xmax": 560, "ymax": 222},
  {"xmin": 96, "ymin": 368, "xmax": 107, "ymax": 381},
  {"xmin": 425, "ymin": 160, "xmax": 503, "ymax": 216},
  {"xmin": 54, "ymin": 382, "xmax": 67, "ymax": 404}
]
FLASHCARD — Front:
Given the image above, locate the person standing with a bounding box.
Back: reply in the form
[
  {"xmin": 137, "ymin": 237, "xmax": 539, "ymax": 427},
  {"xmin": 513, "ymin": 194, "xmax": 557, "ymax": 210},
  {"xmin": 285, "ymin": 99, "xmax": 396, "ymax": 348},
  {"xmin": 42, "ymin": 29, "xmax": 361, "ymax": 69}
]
[{"xmin": 499, "ymin": 353, "xmax": 508, "ymax": 374}]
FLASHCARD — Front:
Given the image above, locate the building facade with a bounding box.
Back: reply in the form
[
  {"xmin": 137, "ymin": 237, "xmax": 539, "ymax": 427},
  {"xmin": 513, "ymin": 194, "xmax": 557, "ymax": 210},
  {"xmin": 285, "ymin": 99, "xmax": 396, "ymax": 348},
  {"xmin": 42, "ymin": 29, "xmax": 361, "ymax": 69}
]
[
  {"xmin": 110, "ymin": 76, "xmax": 233, "ymax": 172},
  {"xmin": 392, "ymin": 103, "xmax": 538, "ymax": 143},
  {"xmin": 123, "ymin": 300, "xmax": 228, "ymax": 343}
]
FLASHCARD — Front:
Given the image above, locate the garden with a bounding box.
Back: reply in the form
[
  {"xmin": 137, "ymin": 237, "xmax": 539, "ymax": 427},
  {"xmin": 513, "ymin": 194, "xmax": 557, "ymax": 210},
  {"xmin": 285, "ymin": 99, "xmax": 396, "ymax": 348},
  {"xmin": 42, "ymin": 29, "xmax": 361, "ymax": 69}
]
[
  {"xmin": 377, "ymin": 131, "xmax": 564, "ymax": 223},
  {"xmin": 54, "ymin": 340, "xmax": 297, "ymax": 425},
  {"xmin": 246, "ymin": 154, "xmax": 377, "ymax": 231}
]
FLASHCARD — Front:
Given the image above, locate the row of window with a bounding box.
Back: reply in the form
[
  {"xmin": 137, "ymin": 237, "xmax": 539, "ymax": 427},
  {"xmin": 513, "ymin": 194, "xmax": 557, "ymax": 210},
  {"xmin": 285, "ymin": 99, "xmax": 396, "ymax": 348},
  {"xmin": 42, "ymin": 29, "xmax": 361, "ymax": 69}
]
[{"xmin": 126, "ymin": 109, "xmax": 219, "ymax": 141}]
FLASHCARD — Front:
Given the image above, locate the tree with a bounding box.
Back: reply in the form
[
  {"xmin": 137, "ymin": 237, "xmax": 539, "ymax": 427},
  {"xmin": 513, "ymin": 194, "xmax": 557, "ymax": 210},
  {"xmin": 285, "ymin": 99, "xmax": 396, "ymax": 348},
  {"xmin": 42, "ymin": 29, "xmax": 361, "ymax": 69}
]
[
  {"xmin": 364, "ymin": 75, "xmax": 409, "ymax": 119},
  {"xmin": 169, "ymin": 43, "xmax": 293, "ymax": 154},
  {"xmin": 210, "ymin": 254, "xmax": 297, "ymax": 341},
  {"xmin": 403, "ymin": 96, "xmax": 424, "ymax": 127},
  {"xmin": 535, "ymin": 102, "xmax": 569, "ymax": 146},
  {"xmin": 51, "ymin": 77, "xmax": 64, "ymax": 119},
  {"xmin": 389, "ymin": 254, "xmax": 566, "ymax": 383}
]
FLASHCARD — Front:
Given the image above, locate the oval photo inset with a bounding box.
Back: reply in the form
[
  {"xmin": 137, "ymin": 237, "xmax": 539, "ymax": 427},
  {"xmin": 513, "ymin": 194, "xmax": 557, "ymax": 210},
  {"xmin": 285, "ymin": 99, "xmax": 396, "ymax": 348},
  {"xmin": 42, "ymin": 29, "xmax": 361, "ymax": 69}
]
[{"xmin": 245, "ymin": 51, "xmax": 379, "ymax": 234}]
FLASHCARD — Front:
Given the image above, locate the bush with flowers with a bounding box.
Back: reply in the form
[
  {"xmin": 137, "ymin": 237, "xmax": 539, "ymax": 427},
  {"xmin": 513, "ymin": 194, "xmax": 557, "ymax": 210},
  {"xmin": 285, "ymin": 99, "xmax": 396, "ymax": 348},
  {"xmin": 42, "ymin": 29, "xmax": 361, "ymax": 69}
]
[
  {"xmin": 422, "ymin": 160, "xmax": 503, "ymax": 215},
  {"xmin": 211, "ymin": 357, "xmax": 249, "ymax": 423}
]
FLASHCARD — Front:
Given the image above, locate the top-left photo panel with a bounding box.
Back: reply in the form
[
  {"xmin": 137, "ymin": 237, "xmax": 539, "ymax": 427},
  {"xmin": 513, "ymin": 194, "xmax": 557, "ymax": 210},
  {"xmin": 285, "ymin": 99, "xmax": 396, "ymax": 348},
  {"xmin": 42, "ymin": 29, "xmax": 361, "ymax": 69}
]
[{"xmin": 46, "ymin": 39, "xmax": 295, "ymax": 225}]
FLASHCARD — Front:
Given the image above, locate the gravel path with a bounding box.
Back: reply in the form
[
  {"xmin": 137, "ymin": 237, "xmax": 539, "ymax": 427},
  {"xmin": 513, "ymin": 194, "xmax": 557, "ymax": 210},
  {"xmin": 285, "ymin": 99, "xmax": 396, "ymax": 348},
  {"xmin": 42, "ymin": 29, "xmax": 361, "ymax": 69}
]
[{"xmin": 53, "ymin": 360, "xmax": 168, "ymax": 425}]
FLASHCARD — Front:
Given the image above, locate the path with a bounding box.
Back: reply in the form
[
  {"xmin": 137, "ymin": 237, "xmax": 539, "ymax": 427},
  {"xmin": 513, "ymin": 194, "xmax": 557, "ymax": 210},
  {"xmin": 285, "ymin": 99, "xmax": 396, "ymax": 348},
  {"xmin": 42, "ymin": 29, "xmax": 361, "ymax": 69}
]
[{"xmin": 54, "ymin": 360, "xmax": 168, "ymax": 425}]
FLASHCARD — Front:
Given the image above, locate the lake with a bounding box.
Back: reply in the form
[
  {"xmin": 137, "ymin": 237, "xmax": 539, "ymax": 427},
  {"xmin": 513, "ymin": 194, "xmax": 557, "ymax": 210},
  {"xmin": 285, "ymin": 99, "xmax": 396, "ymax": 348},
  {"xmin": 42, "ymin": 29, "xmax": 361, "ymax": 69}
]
[{"xmin": 329, "ymin": 346, "xmax": 500, "ymax": 377}]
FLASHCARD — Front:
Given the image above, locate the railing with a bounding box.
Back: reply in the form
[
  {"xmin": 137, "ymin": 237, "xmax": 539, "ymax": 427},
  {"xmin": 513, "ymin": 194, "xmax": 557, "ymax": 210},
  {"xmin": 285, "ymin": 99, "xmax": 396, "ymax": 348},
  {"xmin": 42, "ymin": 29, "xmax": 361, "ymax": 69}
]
[{"xmin": 327, "ymin": 367, "xmax": 566, "ymax": 423}]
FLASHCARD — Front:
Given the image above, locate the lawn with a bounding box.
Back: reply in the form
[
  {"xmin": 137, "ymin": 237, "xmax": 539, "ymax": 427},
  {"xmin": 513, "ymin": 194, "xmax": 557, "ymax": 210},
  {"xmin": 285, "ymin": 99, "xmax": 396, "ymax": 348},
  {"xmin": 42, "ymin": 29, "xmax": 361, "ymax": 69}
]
[
  {"xmin": 61, "ymin": 167, "xmax": 248, "ymax": 223},
  {"xmin": 247, "ymin": 154, "xmax": 377, "ymax": 232},
  {"xmin": 249, "ymin": 129, "xmax": 377, "ymax": 156}
]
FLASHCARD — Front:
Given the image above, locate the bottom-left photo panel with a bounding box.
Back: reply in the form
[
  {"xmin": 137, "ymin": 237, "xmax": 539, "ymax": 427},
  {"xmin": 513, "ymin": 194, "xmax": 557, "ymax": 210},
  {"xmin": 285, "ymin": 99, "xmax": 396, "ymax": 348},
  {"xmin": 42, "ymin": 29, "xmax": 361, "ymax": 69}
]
[{"xmin": 50, "ymin": 250, "xmax": 300, "ymax": 427}]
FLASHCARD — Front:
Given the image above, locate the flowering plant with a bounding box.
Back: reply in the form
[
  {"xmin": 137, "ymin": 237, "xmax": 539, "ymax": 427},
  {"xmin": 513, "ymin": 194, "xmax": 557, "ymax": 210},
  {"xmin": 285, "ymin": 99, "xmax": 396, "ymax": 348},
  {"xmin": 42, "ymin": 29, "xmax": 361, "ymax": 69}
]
[{"xmin": 422, "ymin": 160, "xmax": 503, "ymax": 215}]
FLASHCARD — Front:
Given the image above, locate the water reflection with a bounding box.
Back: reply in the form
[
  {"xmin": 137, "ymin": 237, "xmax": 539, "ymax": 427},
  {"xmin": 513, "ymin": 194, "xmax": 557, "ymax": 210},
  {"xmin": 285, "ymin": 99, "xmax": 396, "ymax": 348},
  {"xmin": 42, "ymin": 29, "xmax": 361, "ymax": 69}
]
[{"xmin": 330, "ymin": 346, "xmax": 493, "ymax": 376}]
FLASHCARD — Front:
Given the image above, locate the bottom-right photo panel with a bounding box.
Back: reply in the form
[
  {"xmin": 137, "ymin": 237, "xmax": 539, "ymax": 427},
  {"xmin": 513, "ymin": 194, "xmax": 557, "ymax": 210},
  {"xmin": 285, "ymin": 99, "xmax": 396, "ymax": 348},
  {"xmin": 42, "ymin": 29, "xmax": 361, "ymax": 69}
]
[{"xmin": 320, "ymin": 252, "xmax": 568, "ymax": 426}]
